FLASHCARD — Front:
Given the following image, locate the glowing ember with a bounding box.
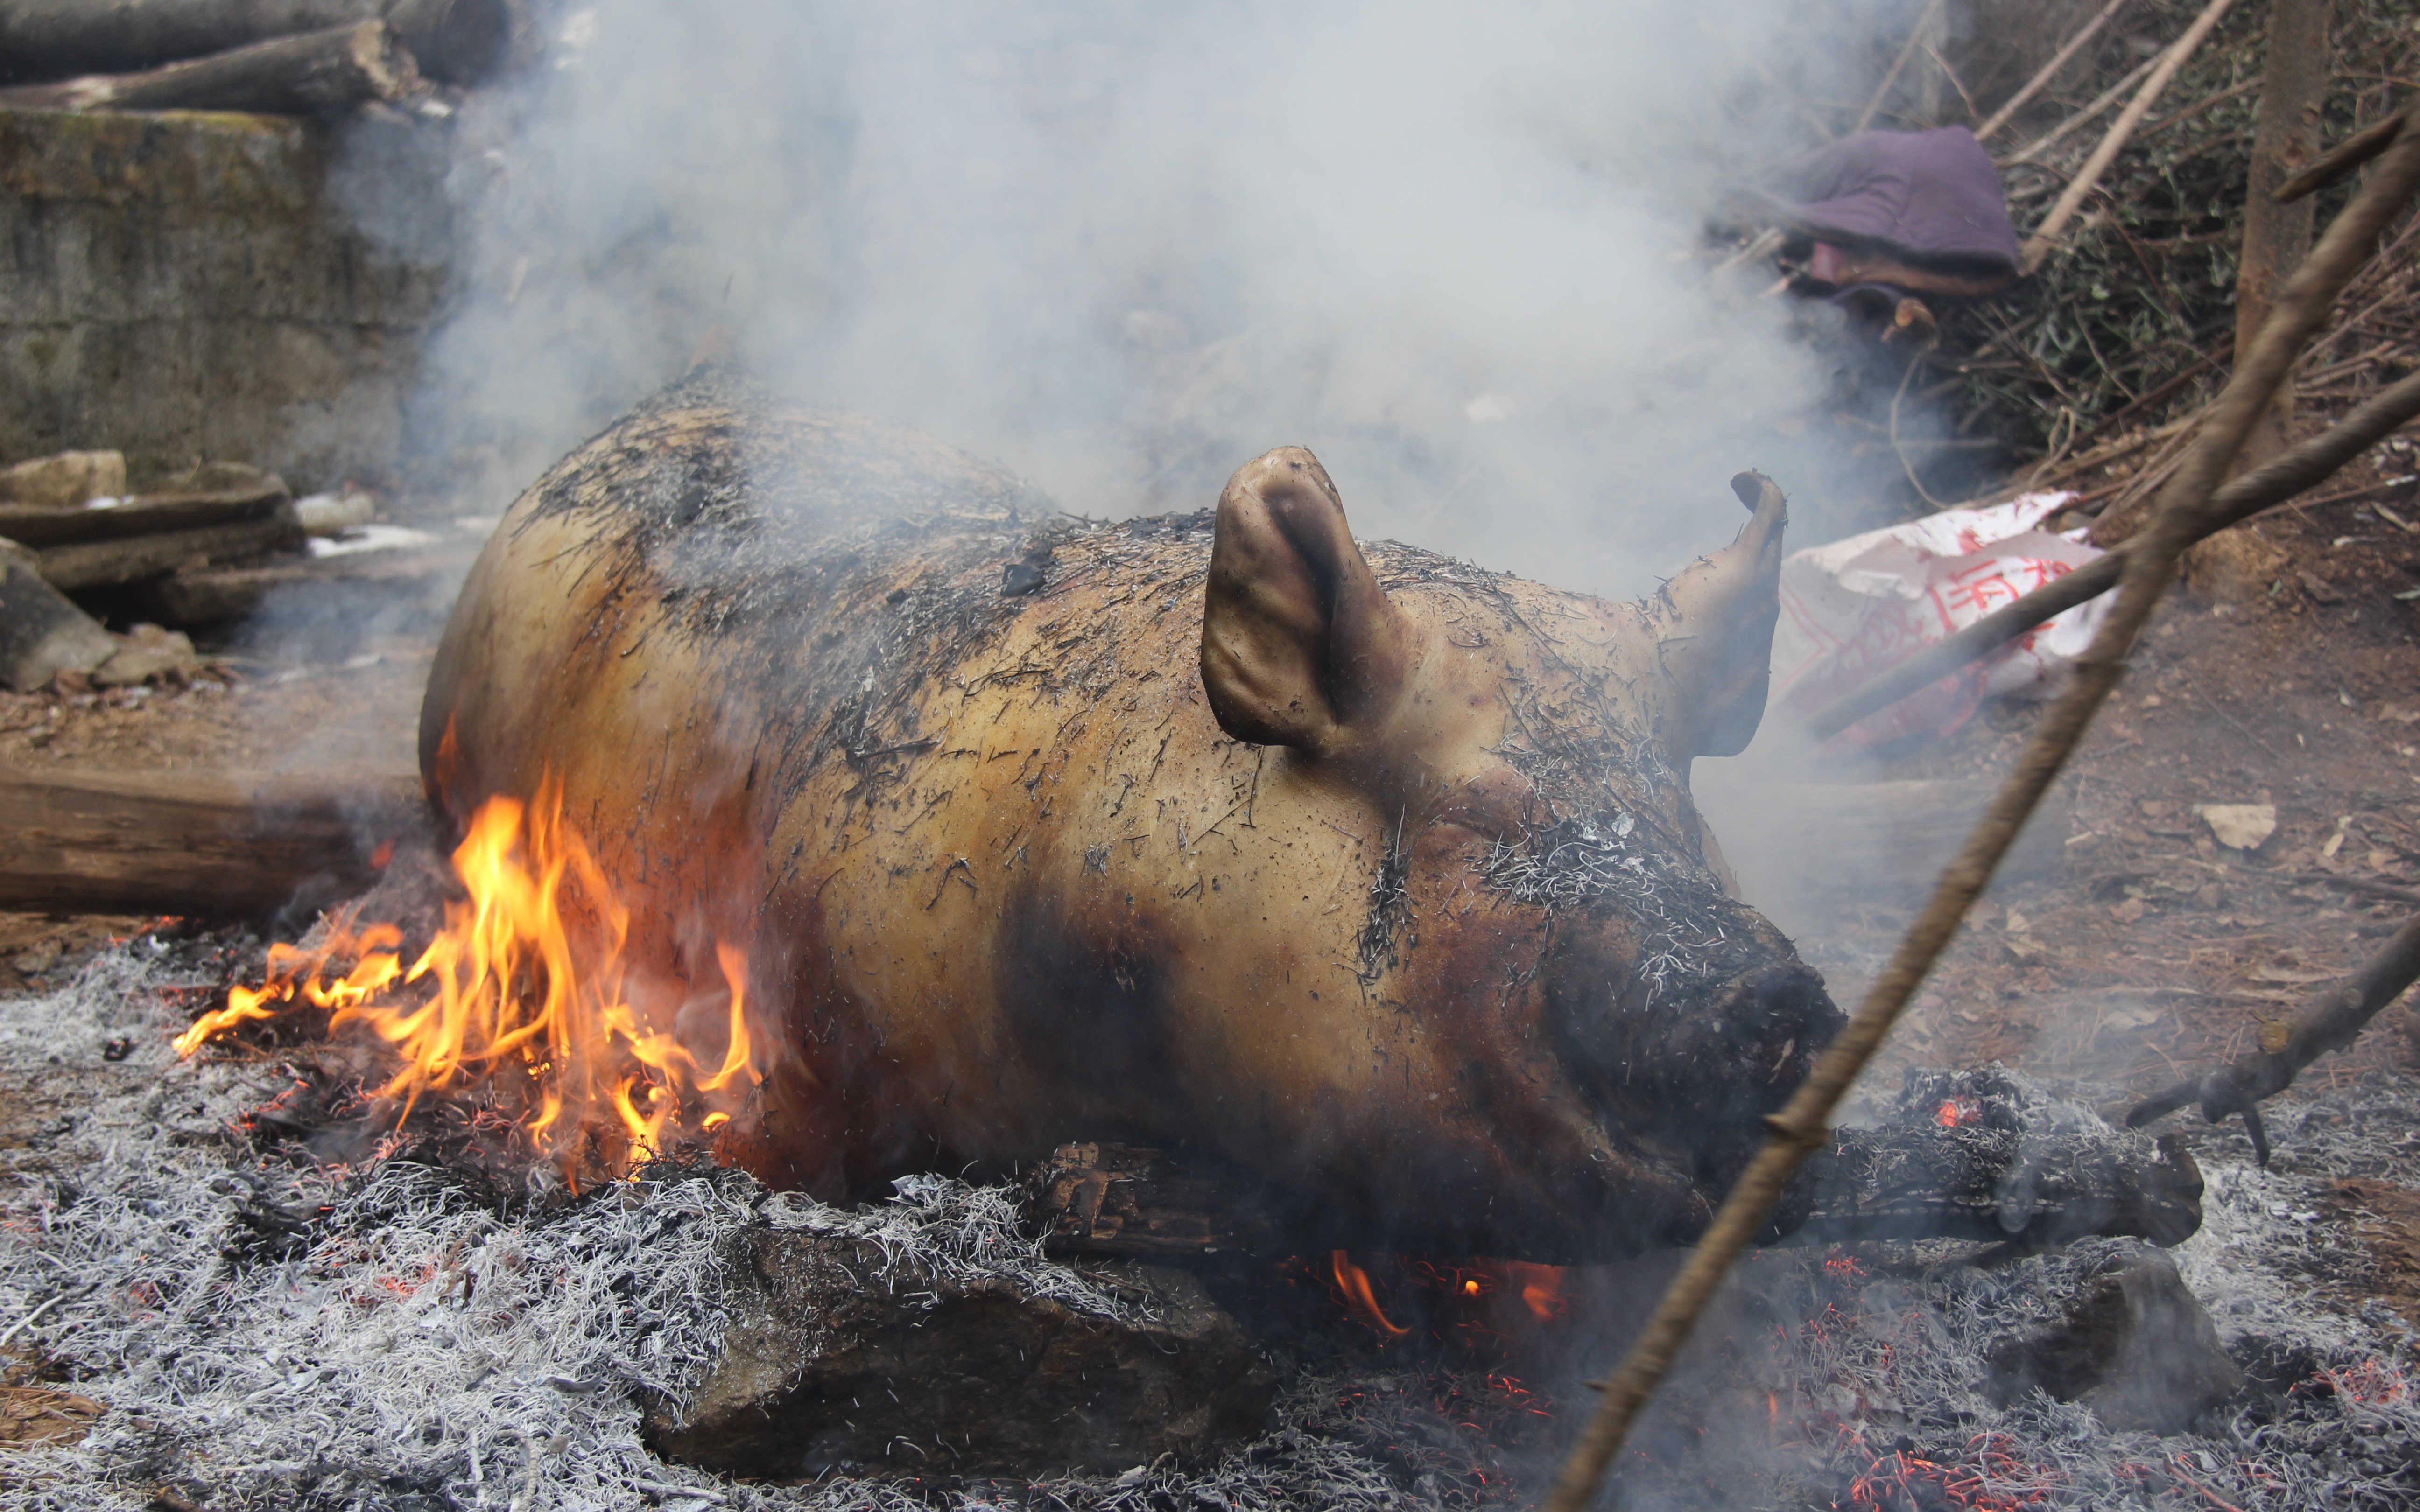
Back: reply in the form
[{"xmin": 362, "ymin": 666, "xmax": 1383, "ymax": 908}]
[
  {"xmin": 1937, "ymin": 1097, "xmax": 1976, "ymax": 1128},
  {"xmin": 175, "ymin": 783, "xmax": 762, "ymax": 1168}
]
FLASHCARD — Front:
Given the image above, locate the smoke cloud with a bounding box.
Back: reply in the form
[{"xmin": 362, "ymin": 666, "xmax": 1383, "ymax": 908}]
[{"xmin": 411, "ymin": 0, "xmax": 1896, "ymax": 598}]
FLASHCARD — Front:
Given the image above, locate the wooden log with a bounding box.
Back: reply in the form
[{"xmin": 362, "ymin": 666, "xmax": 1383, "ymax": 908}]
[
  {"xmin": 32, "ymin": 507, "xmax": 303, "ymax": 592},
  {"xmin": 0, "ymin": 480, "xmax": 290, "ymax": 550},
  {"xmin": 0, "ymin": 0, "xmax": 508, "ymax": 86},
  {"xmin": 0, "ymin": 21, "xmax": 422, "ymax": 115},
  {"xmin": 2275, "ymin": 112, "xmax": 2406, "ymax": 204},
  {"xmin": 0, "ymin": 764, "xmax": 427, "ymax": 917}
]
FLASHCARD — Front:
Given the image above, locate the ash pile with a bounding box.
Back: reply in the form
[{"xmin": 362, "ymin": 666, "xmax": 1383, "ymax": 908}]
[{"xmin": 0, "ymin": 938, "xmax": 2406, "ymax": 1512}]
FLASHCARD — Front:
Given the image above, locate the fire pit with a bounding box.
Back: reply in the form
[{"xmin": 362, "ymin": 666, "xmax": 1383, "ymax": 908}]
[{"xmin": 0, "ymin": 920, "xmax": 2413, "ymax": 1511}]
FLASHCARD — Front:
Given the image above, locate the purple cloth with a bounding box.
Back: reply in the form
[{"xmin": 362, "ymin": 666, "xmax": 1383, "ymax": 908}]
[{"xmin": 1766, "ymin": 126, "xmax": 2019, "ymax": 276}]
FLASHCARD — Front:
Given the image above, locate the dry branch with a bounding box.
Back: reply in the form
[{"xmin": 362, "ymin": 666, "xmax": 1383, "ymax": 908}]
[
  {"xmin": 2017, "ymin": 0, "xmax": 2241, "ymax": 276},
  {"xmin": 0, "ymin": 765, "xmax": 427, "ymax": 917},
  {"xmin": 2275, "ymin": 112, "xmax": 2408, "ymax": 205},
  {"xmin": 1807, "ymin": 366, "xmax": 2420, "ymax": 740},
  {"xmin": 2001, "ymin": 50, "xmax": 2159, "ymax": 166},
  {"xmin": 0, "ymin": 21, "xmax": 422, "ymax": 115},
  {"xmin": 1542, "ymin": 92, "xmax": 2420, "ymax": 1512},
  {"xmin": 2127, "ymin": 911, "xmax": 2420, "ymax": 1162},
  {"xmin": 1974, "ymin": 0, "xmax": 2133, "ymax": 142}
]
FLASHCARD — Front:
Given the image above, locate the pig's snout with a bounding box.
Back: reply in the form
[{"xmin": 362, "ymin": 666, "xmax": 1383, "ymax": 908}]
[{"xmin": 1555, "ymin": 954, "xmax": 1843, "ymax": 1182}]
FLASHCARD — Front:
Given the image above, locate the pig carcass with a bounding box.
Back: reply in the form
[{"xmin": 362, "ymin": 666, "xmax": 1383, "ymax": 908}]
[{"xmin": 422, "ymin": 365, "xmax": 1841, "ymax": 1261}]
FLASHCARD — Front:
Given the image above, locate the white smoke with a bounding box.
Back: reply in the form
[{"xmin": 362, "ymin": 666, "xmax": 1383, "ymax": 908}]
[{"xmin": 414, "ymin": 0, "xmax": 1892, "ymax": 597}]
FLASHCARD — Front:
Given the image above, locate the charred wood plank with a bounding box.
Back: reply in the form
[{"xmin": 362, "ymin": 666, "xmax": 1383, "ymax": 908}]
[
  {"xmin": 0, "ymin": 21, "xmax": 422, "ymax": 115},
  {"xmin": 0, "ymin": 0, "xmax": 507, "ymax": 86},
  {"xmin": 138, "ymin": 536, "xmax": 475, "ymax": 626},
  {"xmin": 0, "ymin": 765, "xmax": 427, "ymax": 917}
]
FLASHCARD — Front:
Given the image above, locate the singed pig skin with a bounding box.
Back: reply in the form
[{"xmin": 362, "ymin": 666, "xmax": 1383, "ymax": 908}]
[{"xmin": 421, "ymin": 366, "xmax": 1842, "ymax": 1261}]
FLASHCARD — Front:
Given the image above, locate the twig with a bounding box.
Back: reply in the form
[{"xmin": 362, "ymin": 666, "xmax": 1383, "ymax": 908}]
[
  {"xmin": 2276, "ymin": 109, "xmax": 2407, "ymax": 203},
  {"xmin": 2128, "ymin": 910, "xmax": 2420, "ymax": 1162},
  {"xmin": 2295, "ymin": 871, "xmax": 2420, "ymax": 905},
  {"xmin": 1542, "ymin": 94, "xmax": 2420, "ymax": 1512},
  {"xmin": 1889, "ymin": 351, "xmax": 1951, "ymax": 509},
  {"xmin": 1807, "ymin": 366, "xmax": 2420, "ymax": 739},
  {"xmin": 1854, "ymin": 0, "xmax": 1947, "ymax": 133},
  {"xmin": 2001, "ymin": 50, "xmax": 2160, "ymax": 166},
  {"xmin": 0, "ymin": 1286, "xmax": 88, "ymax": 1352},
  {"xmin": 1976, "ymin": 0, "xmax": 2133, "ymax": 141},
  {"xmin": 2019, "ymin": 0, "xmax": 2243, "ymax": 275},
  {"xmin": 1922, "ymin": 41, "xmax": 1979, "ymax": 125}
]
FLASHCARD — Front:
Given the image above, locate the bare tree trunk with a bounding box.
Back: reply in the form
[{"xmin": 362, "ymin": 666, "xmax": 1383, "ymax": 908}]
[{"xmin": 2233, "ymin": 0, "xmax": 2332, "ymax": 469}]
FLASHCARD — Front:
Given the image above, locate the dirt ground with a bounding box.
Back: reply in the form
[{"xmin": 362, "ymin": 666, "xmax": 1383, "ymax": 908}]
[{"xmin": 2, "ymin": 448, "xmax": 2417, "ymax": 1332}]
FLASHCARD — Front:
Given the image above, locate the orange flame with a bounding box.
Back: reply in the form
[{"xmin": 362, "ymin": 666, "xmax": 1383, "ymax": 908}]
[
  {"xmin": 175, "ymin": 782, "xmax": 761, "ymax": 1168},
  {"xmin": 1329, "ymin": 1250, "xmax": 1411, "ymax": 1337},
  {"xmin": 1936, "ymin": 1098, "xmax": 1974, "ymax": 1128}
]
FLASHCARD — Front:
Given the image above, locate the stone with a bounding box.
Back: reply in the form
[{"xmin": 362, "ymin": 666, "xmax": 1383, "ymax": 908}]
[
  {"xmin": 0, "ymin": 449, "xmax": 122, "ymax": 509},
  {"xmin": 2200, "ymin": 803, "xmax": 2277, "ymax": 852},
  {"xmin": 1985, "ymin": 1240, "xmax": 2243, "ymax": 1434},
  {"xmin": 0, "ymin": 543, "xmax": 115, "ymax": 692},
  {"xmin": 647, "ymin": 1227, "xmax": 1276, "ymax": 1478}
]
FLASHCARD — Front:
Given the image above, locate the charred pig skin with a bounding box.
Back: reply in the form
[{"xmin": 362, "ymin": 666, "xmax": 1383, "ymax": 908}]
[{"xmin": 421, "ymin": 366, "xmax": 1843, "ymax": 1262}]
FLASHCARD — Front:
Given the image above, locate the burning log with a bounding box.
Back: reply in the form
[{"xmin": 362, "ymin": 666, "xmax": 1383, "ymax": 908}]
[
  {"xmin": 0, "ymin": 0, "xmax": 509, "ymax": 87},
  {"xmin": 0, "ymin": 764, "xmax": 425, "ymax": 917},
  {"xmin": 0, "ymin": 21, "xmax": 424, "ymax": 116}
]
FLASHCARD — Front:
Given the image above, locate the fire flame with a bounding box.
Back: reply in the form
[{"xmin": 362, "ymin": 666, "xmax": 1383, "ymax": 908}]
[
  {"xmin": 176, "ymin": 783, "xmax": 761, "ymax": 1167},
  {"xmin": 1937, "ymin": 1098, "xmax": 1976, "ymax": 1128},
  {"xmin": 1329, "ymin": 1251, "xmax": 1411, "ymax": 1337}
]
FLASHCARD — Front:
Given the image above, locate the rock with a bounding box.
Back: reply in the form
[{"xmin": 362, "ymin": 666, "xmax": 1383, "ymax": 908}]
[
  {"xmin": 295, "ymin": 490, "xmax": 376, "ymax": 536},
  {"xmin": 91, "ymin": 623, "xmax": 200, "ymax": 686},
  {"xmin": 0, "ymin": 541, "xmax": 115, "ymax": 691},
  {"xmin": 0, "ymin": 449, "xmax": 122, "ymax": 510},
  {"xmin": 2199, "ymin": 803, "xmax": 2277, "ymax": 852},
  {"xmin": 647, "ymin": 1227, "xmax": 1275, "ymax": 1478},
  {"xmin": 1985, "ymin": 1240, "xmax": 2243, "ymax": 1434}
]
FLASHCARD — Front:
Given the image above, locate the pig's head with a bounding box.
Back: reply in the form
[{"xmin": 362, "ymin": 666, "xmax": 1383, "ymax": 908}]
[{"xmin": 1196, "ymin": 447, "xmax": 1842, "ymax": 1261}]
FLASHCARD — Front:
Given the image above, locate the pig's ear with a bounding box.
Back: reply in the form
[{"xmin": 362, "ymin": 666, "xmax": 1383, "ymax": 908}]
[
  {"xmin": 1200, "ymin": 447, "xmax": 1413, "ymax": 757},
  {"xmin": 1657, "ymin": 471, "xmax": 1789, "ymax": 759}
]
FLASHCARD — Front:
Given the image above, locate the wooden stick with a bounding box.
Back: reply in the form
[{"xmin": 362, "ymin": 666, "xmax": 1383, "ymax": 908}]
[
  {"xmin": 2127, "ymin": 910, "xmax": 2420, "ymax": 1161},
  {"xmin": 2018, "ymin": 0, "xmax": 2242, "ymax": 275},
  {"xmin": 1853, "ymin": 0, "xmax": 1946, "ymax": 134},
  {"xmin": 0, "ymin": 20, "xmax": 422, "ymax": 115},
  {"xmin": 2001, "ymin": 50, "xmax": 2159, "ymax": 166},
  {"xmin": 1975, "ymin": 0, "xmax": 2133, "ymax": 141},
  {"xmin": 2276, "ymin": 111, "xmax": 2407, "ymax": 204},
  {"xmin": 0, "ymin": 765, "xmax": 427, "ymax": 917},
  {"xmin": 1541, "ymin": 92, "xmax": 2420, "ymax": 1512},
  {"xmin": 1807, "ymin": 365, "xmax": 2420, "ymax": 740}
]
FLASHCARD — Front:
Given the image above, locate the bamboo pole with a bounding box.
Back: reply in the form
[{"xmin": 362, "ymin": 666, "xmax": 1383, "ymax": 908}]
[
  {"xmin": 1541, "ymin": 91, "xmax": 2420, "ymax": 1512},
  {"xmin": 2018, "ymin": 0, "xmax": 2241, "ymax": 275}
]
